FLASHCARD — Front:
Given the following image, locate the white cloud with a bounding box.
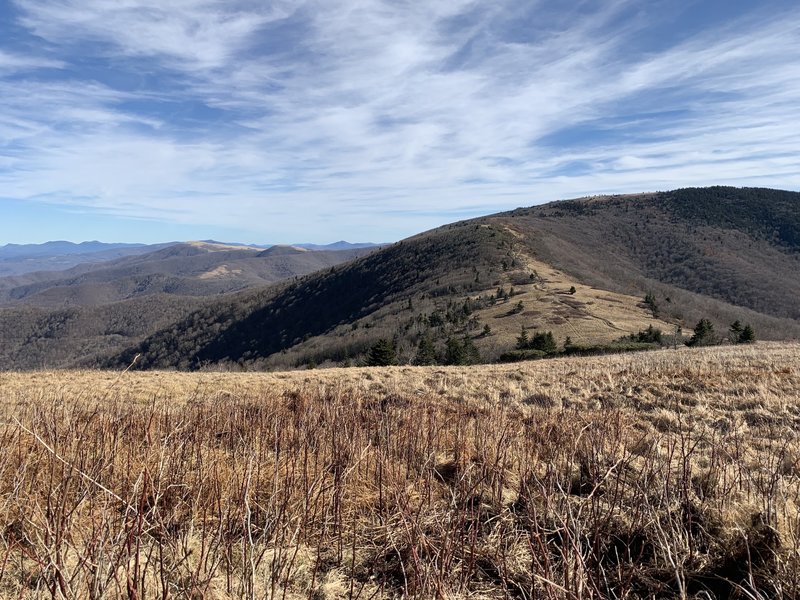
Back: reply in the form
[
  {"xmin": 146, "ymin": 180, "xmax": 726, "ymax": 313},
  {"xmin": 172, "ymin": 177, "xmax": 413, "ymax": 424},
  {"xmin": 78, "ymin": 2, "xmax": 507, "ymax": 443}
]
[
  {"xmin": 0, "ymin": 49, "xmax": 63, "ymax": 73},
  {"xmin": 1, "ymin": 0, "xmax": 799, "ymax": 242},
  {"xmin": 14, "ymin": 0, "xmax": 297, "ymax": 70}
]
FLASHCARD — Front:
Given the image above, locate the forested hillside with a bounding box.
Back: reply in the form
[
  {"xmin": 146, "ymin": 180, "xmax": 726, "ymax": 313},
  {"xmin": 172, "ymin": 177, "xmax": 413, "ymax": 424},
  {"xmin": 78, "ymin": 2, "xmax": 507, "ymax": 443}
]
[
  {"xmin": 105, "ymin": 222, "xmax": 520, "ymax": 369},
  {"xmin": 491, "ymin": 187, "xmax": 800, "ymax": 327},
  {"xmin": 0, "ymin": 294, "xmax": 204, "ymax": 369},
  {"xmin": 0, "ymin": 243, "xmax": 373, "ymax": 307},
  {"xmin": 2, "ymin": 187, "xmax": 797, "ymax": 371},
  {"xmin": 101, "ymin": 187, "xmax": 799, "ymax": 371}
]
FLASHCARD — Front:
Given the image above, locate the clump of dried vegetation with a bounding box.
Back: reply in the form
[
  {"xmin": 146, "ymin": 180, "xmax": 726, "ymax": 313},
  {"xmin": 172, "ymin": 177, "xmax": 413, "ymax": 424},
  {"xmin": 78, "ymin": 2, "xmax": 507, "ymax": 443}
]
[{"xmin": 0, "ymin": 343, "xmax": 798, "ymax": 599}]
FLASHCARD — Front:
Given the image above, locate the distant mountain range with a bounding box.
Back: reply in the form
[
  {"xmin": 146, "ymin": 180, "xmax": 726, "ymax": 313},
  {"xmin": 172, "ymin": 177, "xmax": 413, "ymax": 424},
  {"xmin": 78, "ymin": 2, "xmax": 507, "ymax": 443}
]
[
  {"xmin": 0, "ymin": 242, "xmax": 377, "ymax": 308},
  {"xmin": 0, "ymin": 187, "xmax": 797, "ymax": 371},
  {"xmin": 0, "ymin": 242, "xmax": 175, "ymax": 277},
  {"xmin": 0, "ymin": 240, "xmax": 380, "ymax": 277},
  {"xmin": 0, "ymin": 240, "xmax": 149, "ymax": 258},
  {"xmin": 296, "ymin": 241, "xmax": 379, "ymax": 251}
]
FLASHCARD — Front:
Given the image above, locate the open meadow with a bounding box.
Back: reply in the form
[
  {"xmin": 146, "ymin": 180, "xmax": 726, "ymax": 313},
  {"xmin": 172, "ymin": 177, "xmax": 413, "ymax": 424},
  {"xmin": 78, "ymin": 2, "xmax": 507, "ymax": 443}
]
[{"xmin": 0, "ymin": 343, "xmax": 799, "ymax": 598}]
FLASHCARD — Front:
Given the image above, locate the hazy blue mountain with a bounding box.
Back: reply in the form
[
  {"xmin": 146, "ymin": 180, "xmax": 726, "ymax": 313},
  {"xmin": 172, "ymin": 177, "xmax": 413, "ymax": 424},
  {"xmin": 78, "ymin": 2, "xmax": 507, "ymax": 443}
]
[
  {"xmin": 0, "ymin": 241, "xmax": 375, "ymax": 308},
  {"xmin": 0, "ymin": 240, "xmax": 378, "ymax": 278},
  {"xmin": 0, "ymin": 241, "xmax": 155, "ymax": 258},
  {"xmin": 0, "ymin": 242, "xmax": 178, "ymax": 277},
  {"xmin": 295, "ymin": 241, "xmax": 380, "ymax": 251}
]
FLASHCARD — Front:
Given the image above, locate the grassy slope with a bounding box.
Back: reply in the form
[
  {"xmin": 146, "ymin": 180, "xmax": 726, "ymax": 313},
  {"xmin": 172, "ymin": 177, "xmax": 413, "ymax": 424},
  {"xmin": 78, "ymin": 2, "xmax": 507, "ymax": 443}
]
[
  {"xmin": 491, "ymin": 187, "xmax": 800, "ymax": 337},
  {"xmin": 1, "ymin": 343, "xmax": 799, "ymax": 598}
]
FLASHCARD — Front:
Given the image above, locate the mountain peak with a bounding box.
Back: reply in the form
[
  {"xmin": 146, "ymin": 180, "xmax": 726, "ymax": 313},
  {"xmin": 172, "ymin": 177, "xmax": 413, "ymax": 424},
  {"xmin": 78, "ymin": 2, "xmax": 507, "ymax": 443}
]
[{"xmin": 257, "ymin": 245, "xmax": 310, "ymax": 257}]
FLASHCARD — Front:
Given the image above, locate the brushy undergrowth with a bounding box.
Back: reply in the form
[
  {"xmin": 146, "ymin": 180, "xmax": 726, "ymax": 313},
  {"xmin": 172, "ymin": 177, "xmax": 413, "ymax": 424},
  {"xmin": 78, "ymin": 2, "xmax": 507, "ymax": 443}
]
[{"xmin": 0, "ymin": 344, "xmax": 799, "ymax": 599}]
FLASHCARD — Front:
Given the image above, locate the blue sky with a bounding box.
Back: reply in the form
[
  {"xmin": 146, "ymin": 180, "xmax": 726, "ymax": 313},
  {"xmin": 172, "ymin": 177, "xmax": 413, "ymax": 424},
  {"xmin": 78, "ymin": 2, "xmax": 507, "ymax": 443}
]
[{"xmin": 1, "ymin": 0, "xmax": 798, "ymax": 244}]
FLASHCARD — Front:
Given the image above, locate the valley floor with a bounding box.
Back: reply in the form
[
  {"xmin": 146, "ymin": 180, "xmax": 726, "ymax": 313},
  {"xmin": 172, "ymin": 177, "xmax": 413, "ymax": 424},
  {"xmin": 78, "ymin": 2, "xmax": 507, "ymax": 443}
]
[{"xmin": 0, "ymin": 342, "xmax": 798, "ymax": 598}]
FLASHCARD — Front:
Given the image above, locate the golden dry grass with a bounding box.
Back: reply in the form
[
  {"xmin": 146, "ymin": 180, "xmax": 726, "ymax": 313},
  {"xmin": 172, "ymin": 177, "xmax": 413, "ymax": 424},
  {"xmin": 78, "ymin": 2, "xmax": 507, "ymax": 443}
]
[
  {"xmin": 0, "ymin": 342, "xmax": 798, "ymax": 598},
  {"xmin": 460, "ymin": 245, "xmax": 677, "ymax": 359}
]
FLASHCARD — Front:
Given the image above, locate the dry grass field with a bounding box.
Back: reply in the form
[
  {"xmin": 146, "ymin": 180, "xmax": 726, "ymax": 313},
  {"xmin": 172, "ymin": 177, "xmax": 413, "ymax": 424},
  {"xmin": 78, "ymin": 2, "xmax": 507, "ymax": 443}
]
[
  {"xmin": 462, "ymin": 247, "xmax": 678, "ymax": 361},
  {"xmin": 0, "ymin": 342, "xmax": 798, "ymax": 598}
]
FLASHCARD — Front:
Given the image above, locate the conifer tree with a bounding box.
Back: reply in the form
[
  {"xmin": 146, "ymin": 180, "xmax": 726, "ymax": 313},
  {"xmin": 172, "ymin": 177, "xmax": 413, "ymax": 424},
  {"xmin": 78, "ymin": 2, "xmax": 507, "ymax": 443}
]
[
  {"xmin": 444, "ymin": 337, "xmax": 465, "ymax": 365},
  {"xmin": 644, "ymin": 292, "xmax": 660, "ymax": 317},
  {"xmin": 367, "ymin": 339, "xmax": 397, "ymax": 366},
  {"xmin": 739, "ymin": 324, "xmax": 755, "ymax": 344},
  {"xmin": 530, "ymin": 331, "xmax": 557, "ymax": 354},
  {"xmin": 516, "ymin": 326, "xmax": 529, "ymax": 349},
  {"xmin": 461, "ymin": 336, "xmax": 481, "ymax": 365},
  {"xmin": 687, "ymin": 319, "xmax": 715, "ymax": 346},
  {"xmin": 729, "ymin": 320, "xmax": 743, "ymax": 342},
  {"xmin": 414, "ymin": 335, "xmax": 437, "ymax": 365}
]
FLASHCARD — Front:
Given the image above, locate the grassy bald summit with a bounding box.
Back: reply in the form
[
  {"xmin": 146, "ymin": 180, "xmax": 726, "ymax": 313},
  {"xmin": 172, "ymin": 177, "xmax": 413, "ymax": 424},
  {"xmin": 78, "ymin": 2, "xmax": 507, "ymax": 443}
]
[
  {"xmin": 107, "ymin": 186, "xmax": 800, "ymax": 371},
  {"xmin": 490, "ymin": 187, "xmax": 800, "ymax": 323},
  {"xmin": 256, "ymin": 244, "xmax": 309, "ymax": 256}
]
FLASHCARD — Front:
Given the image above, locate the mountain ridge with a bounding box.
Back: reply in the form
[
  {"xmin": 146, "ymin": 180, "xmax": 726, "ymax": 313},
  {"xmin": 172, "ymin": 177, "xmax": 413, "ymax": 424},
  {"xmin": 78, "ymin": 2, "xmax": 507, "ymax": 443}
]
[
  {"xmin": 102, "ymin": 186, "xmax": 800, "ymax": 371},
  {"xmin": 0, "ymin": 240, "xmax": 381, "ymax": 278},
  {"xmin": 0, "ymin": 240, "xmax": 151, "ymax": 258},
  {"xmin": 1, "ymin": 186, "xmax": 797, "ymax": 371},
  {"xmin": 0, "ymin": 243, "xmax": 375, "ymax": 308}
]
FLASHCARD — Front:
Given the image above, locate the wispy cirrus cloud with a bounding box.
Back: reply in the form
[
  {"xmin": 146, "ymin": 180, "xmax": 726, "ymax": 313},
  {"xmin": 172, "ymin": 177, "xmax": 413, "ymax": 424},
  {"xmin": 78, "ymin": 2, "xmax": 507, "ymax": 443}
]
[
  {"xmin": 0, "ymin": 0, "xmax": 798, "ymax": 243},
  {"xmin": 14, "ymin": 0, "xmax": 296, "ymax": 71},
  {"xmin": 0, "ymin": 49, "xmax": 63, "ymax": 73}
]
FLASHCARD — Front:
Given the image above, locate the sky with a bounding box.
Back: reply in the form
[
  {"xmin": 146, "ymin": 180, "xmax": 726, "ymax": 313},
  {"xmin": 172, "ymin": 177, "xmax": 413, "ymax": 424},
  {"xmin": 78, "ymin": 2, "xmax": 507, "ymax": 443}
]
[{"xmin": 0, "ymin": 0, "xmax": 799, "ymax": 244}]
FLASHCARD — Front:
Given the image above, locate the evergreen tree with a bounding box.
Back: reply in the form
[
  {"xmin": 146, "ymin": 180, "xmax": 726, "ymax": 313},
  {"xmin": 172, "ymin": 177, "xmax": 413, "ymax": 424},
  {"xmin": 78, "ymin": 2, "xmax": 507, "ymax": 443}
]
[
  {"xmin": 414, "ymin": 335, "xmax": 438, "ymax": 365},
  {"xmin": 444, "ymin": 337, "xmax": 465, "ymax": 365},
  {"xmin": 687, "ymin": 319, "xmax": 716, "ymax": 347},
  {"xmin": 366, "ymin": 339, "xmax": 397, "ymax": 366},
  {"xmin": 444, "ymin": 336, "xmax": 480, "ymax": 365},
  {"xmin": 739, "ymin": 324, "xmax": 755, "ymax": 344},
  {"xmin": 516, "ymin": 326, "xmax": 529, "ymax": 349},
  {"xmin": 461, "ymin": 336, "xmax": 481, "ymax": 365},
  {"xmin": 729, "ymin": 320, "xmax": 743, "ymax": 342},
  {"xmin": 634, "ymin": 325, "xmax": 663, "ymax": 344},
  {"xmin": 530, "ymin": 331, "xmax": 557, "ymax": 354},
  {"xmin": 428, "ymin": 311, "xmax": 445, "ymax": 327},
  {"xmin": 644, "ymin": 292, "xmax": 660, "ymax": 317}
]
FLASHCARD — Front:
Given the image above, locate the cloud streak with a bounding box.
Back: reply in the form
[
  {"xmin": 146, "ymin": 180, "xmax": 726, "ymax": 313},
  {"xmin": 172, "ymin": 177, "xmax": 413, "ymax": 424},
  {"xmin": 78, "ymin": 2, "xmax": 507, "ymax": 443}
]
[{"xmin": 1, "ymin": 0, "xmax": 798, "ymax": 242}]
